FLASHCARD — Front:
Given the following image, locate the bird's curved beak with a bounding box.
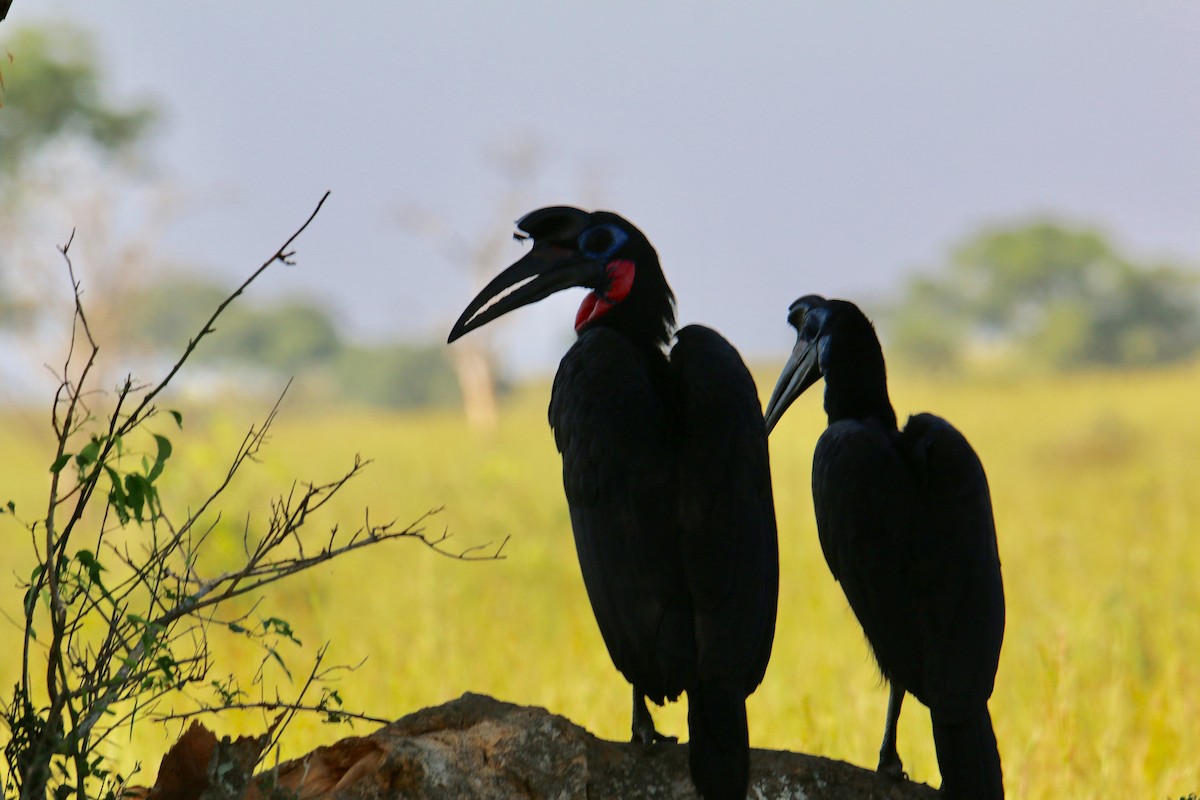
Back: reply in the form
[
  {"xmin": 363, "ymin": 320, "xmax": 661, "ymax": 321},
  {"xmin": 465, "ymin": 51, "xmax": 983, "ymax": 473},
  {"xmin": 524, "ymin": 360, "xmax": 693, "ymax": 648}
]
[
  {"xmin": 764, "ymin": 335, "xmax": 822, "ymax": 434},
  {"xmin": 447, "ymin": 247, "xmax": 604, "ymax": 343}
]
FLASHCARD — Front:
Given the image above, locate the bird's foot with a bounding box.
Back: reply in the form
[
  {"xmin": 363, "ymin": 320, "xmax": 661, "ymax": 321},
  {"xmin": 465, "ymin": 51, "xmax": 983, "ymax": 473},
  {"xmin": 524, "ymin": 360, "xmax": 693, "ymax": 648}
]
[
  {"xmin": 631, "ymin": 709, "xmax": 677, "ymax": 745},
  {"xmin": 631, "ymin": 692, "xmax": 677, "ymax": 745},
  {"xmin": 876, "ymin": 752, "xmax": 908, "ymax": 781},
  {"xmin": 631, "ymin": 726, "xmax": 678, "ymax": 746}
]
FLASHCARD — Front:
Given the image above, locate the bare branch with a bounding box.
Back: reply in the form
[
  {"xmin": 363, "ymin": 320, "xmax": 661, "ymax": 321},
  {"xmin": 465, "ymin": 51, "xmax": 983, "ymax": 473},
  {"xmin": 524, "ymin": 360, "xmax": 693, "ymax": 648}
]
[
  {"xmin": 124, "ymin": 193, "xmax": 329, "ymax": 430},
  {"xmin": 2, "ymin": 191, "xmax": 501, "ymax": 800}
]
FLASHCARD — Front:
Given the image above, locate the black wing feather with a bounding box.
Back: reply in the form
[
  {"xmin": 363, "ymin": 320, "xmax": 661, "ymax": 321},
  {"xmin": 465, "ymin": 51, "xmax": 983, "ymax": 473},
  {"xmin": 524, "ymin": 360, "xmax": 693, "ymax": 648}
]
[
  {"xmin": 813, "ymin": 413, "xmax": 1004, "ymax": 714},
  {"xmin": 813, "ymin": 419, "xmax": 924, "ymax": 688},
  {"xmin": 900, "ymin": 413, "xmax": 1004, "ymax": 717},
  {"xmin": 549, "ymin": 327, "xmax": 694, "ymax": 702},
  {"xmin": 671, "ymin": 325, "xmax": 779, "ymax": 692}
]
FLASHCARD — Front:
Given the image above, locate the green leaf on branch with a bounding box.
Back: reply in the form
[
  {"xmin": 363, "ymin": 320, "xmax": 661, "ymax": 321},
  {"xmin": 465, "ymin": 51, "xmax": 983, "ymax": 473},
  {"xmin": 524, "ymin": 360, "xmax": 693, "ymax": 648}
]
[
  {"xmin": 147, "ymin": 434, "xmax": 173, "ymax": 482},
  {"xmin": 263, "ymin": 617, "xmax": 301, "ymax": 645},
  {"xmin": 154, "ymin": 655, "xmax": 177, "ymax": 682},
  {"xmin": 266, "ymin": 647, "xmax": 293, "ymax": 680},
  {"xmin": 107, "ymin": 468, "xmax": 164, "ymax": 525},
  {"xmin": 76, "ymin": 437, "xmax": 104, "ymax": 470},
  {"xmin": 319, "ymin": 688, "xmax": 348, "ymax": 723},
  {"xmin": 50, "ymin": 453, "xmax": 72, "ymax": 474},
  {"xmin": 104, "ymin": 465, "xmax": 131, "ymax": 525},
  {"xmin": 124, "ymin": 474, "xmax": 148, "ymax": 521},
  {"xmin": 210, "ymin": 677, "xmax": 244, "ymax": 706},
  {"xmin": 24, "ymin": 564, "xmax": 46, "ymax": 618},
  {"xmin": 76, "ymin": 549, "xmax": 107, "ymax": 586}
]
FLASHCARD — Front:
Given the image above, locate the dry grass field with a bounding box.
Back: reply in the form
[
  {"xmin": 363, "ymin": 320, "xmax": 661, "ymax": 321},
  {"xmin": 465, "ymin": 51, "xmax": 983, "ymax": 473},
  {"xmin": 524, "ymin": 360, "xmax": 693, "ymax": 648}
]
[{"xmin": 1, "ymin": 362, "xmax": 1197, "ymax": 798}]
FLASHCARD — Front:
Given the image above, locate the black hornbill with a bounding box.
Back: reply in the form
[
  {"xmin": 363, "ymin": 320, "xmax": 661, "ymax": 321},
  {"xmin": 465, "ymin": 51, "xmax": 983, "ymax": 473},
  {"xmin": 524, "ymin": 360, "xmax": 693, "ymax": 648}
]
[
  {"xmin": 763, "ymin": 296, "xmax": 1005, "ymax": 799},
  {"xmin": 448, "ymin": 207, "xmax": 779, "ymax": 800}
]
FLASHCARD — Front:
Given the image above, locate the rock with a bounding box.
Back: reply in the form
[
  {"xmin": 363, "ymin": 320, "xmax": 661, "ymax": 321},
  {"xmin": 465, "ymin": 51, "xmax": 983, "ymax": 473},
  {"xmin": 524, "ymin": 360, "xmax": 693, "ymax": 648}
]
[
  {"xmin": 234, "ymin": 693, "xmax": 939, "ymax": 800},
  {"xmin": 133, "ymin": 721, "xmax": 267, "ymax": 800}
]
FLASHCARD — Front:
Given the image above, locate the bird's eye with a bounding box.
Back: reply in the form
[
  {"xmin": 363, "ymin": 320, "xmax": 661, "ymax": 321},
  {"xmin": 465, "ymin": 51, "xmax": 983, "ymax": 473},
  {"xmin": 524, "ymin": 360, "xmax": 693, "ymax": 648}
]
[
  {"xmin": 799, "ymin": 308, "xmax": 827, "ymax": 341},
  {"xmin": 578, "ymin": 224, "xmax": 627, "ymax": 258}
]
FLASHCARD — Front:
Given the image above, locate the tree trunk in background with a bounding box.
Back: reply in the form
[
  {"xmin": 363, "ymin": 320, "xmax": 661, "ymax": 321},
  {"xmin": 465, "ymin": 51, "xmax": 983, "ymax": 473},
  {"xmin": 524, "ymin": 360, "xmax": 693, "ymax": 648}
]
[
  {"xmin": 450, "ymin": 341, "xmax": 498, "ymax": 432},
  {"xmin": 398, "ymin": 134, "xmax": 606, "ymax": 432}
]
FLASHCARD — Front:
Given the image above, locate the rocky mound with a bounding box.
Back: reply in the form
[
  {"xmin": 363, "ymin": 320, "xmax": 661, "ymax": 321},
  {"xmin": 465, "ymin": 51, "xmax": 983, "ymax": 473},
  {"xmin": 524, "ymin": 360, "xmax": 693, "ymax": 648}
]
[{"xmin": 138, "ymin": 692, "xmax": 938, "ymax": 799}]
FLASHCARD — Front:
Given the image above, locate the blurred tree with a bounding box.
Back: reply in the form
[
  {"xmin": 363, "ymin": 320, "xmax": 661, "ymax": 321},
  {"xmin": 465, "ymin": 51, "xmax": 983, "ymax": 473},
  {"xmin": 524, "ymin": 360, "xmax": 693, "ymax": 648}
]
[
  {"xmin": 129, "ymin": 280, "xmax": 340, "ymax": 370},
  {"xmin": 0, "ymin": 23, "xmax": 457, "ymax": 411},
  {"xmin": 0, "ymin": 22, "xmax": 161, "ymax": 362},
  {"xmin": 214, "ymin": 302, "xmax": 342, "ymax": 374},
  {"xmin": 886, "ymin": 220, "xmax": 1200, "ymax": 371},
  {"xmin": 885, "ymin": 275, "xmax": 971, "ymax": 373},
  {"xmin": 124, "ymin": 277, "xmax": 460, "ymax": 408},
  {"xmin": 333, "ymin": 343, "xmax": 460, "ymax": 410},
  {"xmin": 0, "ymin": 23, "xmax": 155, "ymax": 182},
  {"xmin": 122, "ymin": 278, "xmax": 230, "ymax": 350}
]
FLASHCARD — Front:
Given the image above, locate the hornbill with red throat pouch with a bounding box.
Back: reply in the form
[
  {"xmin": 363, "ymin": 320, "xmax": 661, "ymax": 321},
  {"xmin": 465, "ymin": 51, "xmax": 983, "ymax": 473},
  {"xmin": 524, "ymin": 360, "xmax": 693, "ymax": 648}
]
[
  {"xmin": 448, "ymin": 207, "xmax": 779, "ymax": 800},
  {"xmin": 764, "ymin": 295, "xmax": 1005, "ymax": 799}
]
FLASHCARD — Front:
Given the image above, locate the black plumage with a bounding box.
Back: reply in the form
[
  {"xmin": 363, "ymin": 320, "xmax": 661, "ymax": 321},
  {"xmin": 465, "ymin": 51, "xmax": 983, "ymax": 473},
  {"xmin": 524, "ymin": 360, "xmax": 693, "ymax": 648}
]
[
  {"xmin": 764, "ymin": 295, "xmax": 1005, "ymax": 799},
  {"xmin": 449, "ymin": 207, "xmax": 778, "ymax": 800}
]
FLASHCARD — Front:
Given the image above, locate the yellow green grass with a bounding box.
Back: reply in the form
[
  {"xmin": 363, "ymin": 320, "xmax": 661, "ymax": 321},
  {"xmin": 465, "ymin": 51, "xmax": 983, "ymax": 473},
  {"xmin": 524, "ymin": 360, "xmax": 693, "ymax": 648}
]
[{"xmin": 1, "ymin": 363, "xmax": 1198, "ymax": 798}]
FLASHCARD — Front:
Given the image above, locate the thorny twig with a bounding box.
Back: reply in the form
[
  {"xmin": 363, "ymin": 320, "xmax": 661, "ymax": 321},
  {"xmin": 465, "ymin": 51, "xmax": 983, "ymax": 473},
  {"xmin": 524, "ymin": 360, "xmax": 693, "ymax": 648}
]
[
  {"xmin": 153, "ymin": 644, "xmax": 391, "ymax": 735},
  {"xmin": 3, "ymin": 192, "xmax": 499, "ymax": 799}
]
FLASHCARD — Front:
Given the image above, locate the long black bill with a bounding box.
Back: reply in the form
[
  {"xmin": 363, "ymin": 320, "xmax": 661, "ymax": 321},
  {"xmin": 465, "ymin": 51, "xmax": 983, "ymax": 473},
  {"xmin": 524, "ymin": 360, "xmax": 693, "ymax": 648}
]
[
  {"xmin": 764, "ymin": 334, "xmax": 822, "ymax": 435},
  {"xmin": 447, "ymin": 249, "xmax": 603, "ymax": 343}
]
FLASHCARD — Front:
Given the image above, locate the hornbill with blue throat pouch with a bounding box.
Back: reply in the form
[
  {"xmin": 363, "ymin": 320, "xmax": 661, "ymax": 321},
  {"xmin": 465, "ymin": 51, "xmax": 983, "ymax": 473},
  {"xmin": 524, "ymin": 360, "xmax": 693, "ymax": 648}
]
[
  {"xmin": 764, "ymin": 295, "xmax": 1005, "ymax": 799},
  {"xmin": 448, "ymin": 206, "xmax": 779, "ymax": 800}
]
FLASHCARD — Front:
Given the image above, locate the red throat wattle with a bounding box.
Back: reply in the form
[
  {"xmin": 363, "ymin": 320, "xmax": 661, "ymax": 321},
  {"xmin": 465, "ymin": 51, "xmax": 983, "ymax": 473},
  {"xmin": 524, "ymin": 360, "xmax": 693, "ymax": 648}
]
[{"xmin": 575, "ymin": 260, "xmax": 635, "ymax": 332}]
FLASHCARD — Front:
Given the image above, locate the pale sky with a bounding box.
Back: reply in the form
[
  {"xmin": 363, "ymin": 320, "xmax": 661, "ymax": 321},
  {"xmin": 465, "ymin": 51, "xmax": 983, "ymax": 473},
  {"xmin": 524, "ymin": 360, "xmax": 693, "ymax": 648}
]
[{"xmin": 7, "ymin": 1, "xmax": 1199, "ymax": 373}]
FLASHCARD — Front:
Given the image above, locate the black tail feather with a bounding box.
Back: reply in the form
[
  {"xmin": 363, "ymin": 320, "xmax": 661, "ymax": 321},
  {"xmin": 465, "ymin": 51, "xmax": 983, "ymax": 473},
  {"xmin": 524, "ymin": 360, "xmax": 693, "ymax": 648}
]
[
  {"xmin": 686, "ymin": 682, "xmax": 749, "ymax": 800},
  {"xmin": 932, "ymin": 706, "xmax": 1003, "ymax": 799}
]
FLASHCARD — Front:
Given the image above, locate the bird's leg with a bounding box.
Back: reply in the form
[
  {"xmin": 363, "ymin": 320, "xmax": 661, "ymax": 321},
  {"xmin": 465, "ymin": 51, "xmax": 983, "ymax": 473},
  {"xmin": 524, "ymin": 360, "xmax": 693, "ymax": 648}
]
[
  {"xmin": 630, "ymin": 687, "xmax": 677, "ymax": 745},
  {"xmin": 877, "ymin": 682, "xmax": 908, "ymax": 779}
]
